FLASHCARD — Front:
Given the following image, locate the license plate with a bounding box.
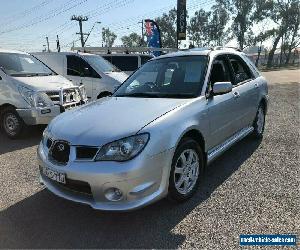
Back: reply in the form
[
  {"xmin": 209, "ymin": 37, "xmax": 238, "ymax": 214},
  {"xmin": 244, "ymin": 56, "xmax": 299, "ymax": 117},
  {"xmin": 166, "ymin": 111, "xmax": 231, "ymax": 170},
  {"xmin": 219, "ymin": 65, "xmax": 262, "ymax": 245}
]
[{"xmin": 42, "ymin": 166, "xmax": 66, "ymax": 184}]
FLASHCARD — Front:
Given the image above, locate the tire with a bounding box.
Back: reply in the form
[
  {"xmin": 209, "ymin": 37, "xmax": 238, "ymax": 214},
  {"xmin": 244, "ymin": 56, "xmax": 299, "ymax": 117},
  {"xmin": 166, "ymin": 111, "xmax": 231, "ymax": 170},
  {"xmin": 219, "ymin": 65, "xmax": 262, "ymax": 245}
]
[
  {"xmin": 0, "ymin": 107, "xmax": 25, "ymax": 139},
  {"xmin": 252, "ymin": 104, "xmax": 266, "ymax": 139},
  {"xmin": 168, "ymin": 137, "xmax": 204, "ymax": 202}
]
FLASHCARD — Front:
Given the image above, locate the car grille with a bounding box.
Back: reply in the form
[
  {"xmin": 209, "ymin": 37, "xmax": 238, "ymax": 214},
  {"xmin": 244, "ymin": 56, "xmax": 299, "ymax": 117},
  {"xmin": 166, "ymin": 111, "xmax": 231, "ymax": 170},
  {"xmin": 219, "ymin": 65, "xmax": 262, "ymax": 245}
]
[
  {"xmin": 46, "ymin": 91, "xmax": 60, "ymax": 104},
  {"xmin": 46, "ymin": 138, "xmax": 53, "ymax": 149},
  {"xmin": 49, "ymin": 140, "xmax": 70, "ymax": 165},
  {"xmin": 76, "ymin": 147, "xmax": 98, "ymax": 160},
  {"xmin": 46, "ymin": 88, "xmax": 82, "ymax": 109}
]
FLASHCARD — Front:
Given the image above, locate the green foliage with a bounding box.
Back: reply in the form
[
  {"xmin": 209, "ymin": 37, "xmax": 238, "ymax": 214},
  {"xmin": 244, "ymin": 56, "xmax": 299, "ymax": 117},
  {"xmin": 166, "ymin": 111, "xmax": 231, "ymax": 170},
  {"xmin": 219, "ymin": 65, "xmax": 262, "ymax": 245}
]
[
  {"xmin": 102, "ymin": 27, "xmax": 117, "ymax": 47},
  {"xmin": 121, "ymin": 32, "xmax": 143, "ymax": 47},
  {"xmin": 155, "ymin": 8, "xmax": 177, "ymax": 48},
  {"xmin": 188, "ymin": 9, "xmax": 211, "ymax": 47}
]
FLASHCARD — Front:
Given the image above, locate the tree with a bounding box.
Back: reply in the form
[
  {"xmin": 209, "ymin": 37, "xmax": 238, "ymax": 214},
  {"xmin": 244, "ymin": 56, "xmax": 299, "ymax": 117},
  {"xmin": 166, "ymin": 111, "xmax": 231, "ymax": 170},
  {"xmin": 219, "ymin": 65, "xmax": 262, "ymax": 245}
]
[
  {"xmin": 208, "ymin": 3, "xmax": 230, "ymax": 46},
  {"xmin": 188, "ymin": 9, "xmax": 211, "ymax": 47},
  {"xmin": 102, "ymin": 27, "xmax": 117, "ymax": 47},
  {"xmin": 218, "ymin": 0, "xmax": 255, "ymax": 50},
  {"xmin": 121, "ymin": 32, "xmax": 142, "ymax": 47},
  {"xmin": 155, "ymin": 8, "xmax": 177, "ymax": 48},
  {"xmin": 254, "ymin": 0, "xmax": 300, "ymax": 67}
]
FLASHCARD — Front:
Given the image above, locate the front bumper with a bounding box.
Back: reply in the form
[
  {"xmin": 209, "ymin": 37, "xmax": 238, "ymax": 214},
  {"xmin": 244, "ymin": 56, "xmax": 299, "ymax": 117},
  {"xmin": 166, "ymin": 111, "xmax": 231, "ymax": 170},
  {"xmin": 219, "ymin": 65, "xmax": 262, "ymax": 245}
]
[
  {"xmin": 17, "ymin": 106, "xmax": 61, "ymax": 125},
  {"xmin": 37, "ymin": 143, "xmax": 174, "ymax": 211}
]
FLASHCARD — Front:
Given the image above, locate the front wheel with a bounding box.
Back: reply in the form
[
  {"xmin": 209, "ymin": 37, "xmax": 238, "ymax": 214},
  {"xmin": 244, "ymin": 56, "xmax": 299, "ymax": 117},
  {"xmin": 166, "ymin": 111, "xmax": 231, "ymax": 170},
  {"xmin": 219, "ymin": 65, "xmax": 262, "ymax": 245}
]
[
  {"xmin": 253, "ymin": 105, "xmax": 265, "ymax": 139},
  {"xmin": 168, "ymin": 138, "xmax": 204, "ymax": 202},
  {"xmin": 1, "ymin": 107, "xmax": 25, "ymax": 139}
]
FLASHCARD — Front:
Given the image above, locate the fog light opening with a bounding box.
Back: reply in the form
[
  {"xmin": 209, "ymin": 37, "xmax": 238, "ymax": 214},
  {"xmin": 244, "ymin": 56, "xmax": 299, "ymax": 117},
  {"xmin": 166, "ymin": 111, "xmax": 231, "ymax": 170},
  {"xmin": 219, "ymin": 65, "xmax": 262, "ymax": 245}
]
[{"xmin": 104, "ymin": 187, "xmax": 123, "ymax": 201}]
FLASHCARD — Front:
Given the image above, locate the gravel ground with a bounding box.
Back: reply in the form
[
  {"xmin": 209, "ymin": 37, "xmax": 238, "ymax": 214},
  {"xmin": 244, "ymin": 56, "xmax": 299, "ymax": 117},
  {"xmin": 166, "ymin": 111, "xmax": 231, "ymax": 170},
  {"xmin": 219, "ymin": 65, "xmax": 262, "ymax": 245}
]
[{"xmin": 0, "ymin": 70, "xmax": 299, "ymax": 249}]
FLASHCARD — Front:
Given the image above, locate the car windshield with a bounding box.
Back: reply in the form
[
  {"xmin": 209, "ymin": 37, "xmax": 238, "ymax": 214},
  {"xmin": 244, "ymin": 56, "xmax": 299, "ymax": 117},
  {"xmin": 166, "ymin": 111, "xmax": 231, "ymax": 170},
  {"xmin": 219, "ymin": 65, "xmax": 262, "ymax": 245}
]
[
  {"xmin": 85, "ymin": 55, "xmax": 121, "ymax": 73},
  {"xmin": 0, "ymin": 53, "xmax": 54, "ymax": 77},
  {"xmin": 114, "ymin": 55, "xmax": 208, "ymax": 98}
]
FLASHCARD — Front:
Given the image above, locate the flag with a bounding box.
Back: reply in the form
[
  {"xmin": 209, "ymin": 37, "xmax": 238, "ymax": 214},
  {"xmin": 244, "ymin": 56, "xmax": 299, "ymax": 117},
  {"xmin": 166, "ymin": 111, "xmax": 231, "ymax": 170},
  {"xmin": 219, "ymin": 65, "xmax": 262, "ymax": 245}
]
[{"xmin": 144, "ymin": 19, "xmax": 161, "ymax": 57}]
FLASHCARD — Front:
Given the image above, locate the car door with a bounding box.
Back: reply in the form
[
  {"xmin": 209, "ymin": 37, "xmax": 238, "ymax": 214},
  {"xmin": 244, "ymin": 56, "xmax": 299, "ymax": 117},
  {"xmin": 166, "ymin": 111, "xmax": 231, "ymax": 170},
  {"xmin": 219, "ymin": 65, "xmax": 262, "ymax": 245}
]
[
  {"xmin": 66, "ymin": 55, "xmax": 100, "ymax": 100},
  {"xmin": 206, "ymin": 55, "xmax": 242, "ymax": 149},
  {"xmin": 227, "ymin": 54, "xmax": 259, "ymax": 128}
]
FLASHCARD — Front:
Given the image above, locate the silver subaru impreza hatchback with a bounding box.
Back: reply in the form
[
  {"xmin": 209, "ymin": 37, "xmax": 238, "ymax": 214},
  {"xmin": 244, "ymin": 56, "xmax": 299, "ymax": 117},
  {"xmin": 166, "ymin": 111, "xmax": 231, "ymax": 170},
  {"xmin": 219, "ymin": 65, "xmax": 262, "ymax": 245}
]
[{"xmin": 38, "ymin": 48, "xmax": 268, "ymax": 211}]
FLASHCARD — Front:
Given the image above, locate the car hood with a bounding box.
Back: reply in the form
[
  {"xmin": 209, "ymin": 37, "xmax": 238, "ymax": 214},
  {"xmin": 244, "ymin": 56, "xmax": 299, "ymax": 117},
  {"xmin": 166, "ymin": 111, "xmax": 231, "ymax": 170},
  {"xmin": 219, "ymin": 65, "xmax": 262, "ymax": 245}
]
[
  {"xmin": 48, "ymin": 97, "xmax": 189, "ymax": 146},
  {"xmin": 104, "ymin": 71, "xmax": 128, "ymax": 83},
  {"xmin": 12, "ymin": 75, "xmax": 74, "ymax": 91}
]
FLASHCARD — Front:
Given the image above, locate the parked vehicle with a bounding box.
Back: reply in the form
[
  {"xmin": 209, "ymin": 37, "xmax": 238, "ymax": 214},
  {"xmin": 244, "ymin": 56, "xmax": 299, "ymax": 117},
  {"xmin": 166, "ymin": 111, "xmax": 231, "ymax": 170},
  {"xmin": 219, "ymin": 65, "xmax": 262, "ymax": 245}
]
[
  {"xmin": 38, "ymin": 48, "xmax": 268, "ymax": 211},
  {"xmin": 101, "ymin": 54, "xmax": 153, "ymax": 75},
  {"xmin": 0, "ymin": 49, "xmax": 88, "ymax": 138},
  {"xmin": 32, "ymin": 52, "xmax": 128, "ymax": 100}
]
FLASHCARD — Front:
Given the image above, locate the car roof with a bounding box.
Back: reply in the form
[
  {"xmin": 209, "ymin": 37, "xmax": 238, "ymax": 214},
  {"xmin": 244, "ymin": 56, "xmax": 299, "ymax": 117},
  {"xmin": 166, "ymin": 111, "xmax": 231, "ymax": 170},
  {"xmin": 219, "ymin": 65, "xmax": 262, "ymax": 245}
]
[
  {"xmin": 151, "ymin": 48, "xmax": 245, "ymax": 61},
  {"xmin": 31, "ymin": 51, "xmax": 97, "ymax": 57},
  {"xmin": 101, "ymin": 53, "xmax": 153, "ymax": 57},
  {"xmin": 0, "ymin": 48, "xmax": 29, "ymax": 55}
]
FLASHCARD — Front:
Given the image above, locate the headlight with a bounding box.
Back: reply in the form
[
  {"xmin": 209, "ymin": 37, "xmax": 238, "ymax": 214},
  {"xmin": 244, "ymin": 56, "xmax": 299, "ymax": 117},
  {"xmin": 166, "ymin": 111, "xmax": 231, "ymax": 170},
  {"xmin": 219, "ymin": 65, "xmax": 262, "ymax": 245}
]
[
  {"xmin": 18, "ymin": 85, "xmax": 35, "ymax": 106},
  {"xmin": 18, "ymin": 86, "xmax": 53, "ymax": 108},
  {"xmin": 95, "ymin": 133, "xmax": 150, "ymax": 161},
  {"xmin": 34, "ymin": 92, "xmax": 54, "ymax": 108}
]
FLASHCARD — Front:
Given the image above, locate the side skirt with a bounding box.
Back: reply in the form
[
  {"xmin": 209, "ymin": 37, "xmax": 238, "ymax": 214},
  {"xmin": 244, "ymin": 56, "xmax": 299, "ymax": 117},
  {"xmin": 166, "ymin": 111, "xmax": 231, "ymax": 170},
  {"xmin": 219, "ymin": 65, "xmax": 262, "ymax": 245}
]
[{"xmin": 207, "ymin": 126, "xmax": 254, "ymax": 165}]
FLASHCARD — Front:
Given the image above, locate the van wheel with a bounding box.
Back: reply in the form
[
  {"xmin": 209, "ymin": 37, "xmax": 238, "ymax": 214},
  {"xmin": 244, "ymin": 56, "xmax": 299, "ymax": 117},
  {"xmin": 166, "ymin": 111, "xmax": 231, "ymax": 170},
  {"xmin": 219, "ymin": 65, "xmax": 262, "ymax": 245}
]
[
  {"xmin": 168, "ymin": 138, "xmax": 204, "ymax": 202},
  {"xmin": 1, "ymin": 107, "xmax": 25, "ymax": 139}
]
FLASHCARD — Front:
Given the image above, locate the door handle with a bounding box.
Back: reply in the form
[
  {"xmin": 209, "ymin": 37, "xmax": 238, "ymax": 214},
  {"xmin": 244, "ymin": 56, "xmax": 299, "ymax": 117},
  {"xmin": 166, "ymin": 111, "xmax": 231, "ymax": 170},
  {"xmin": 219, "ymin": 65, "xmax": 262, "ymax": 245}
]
[
  {"xmin": 233, "ymin": 91, "xmax": 240, "ymax": 98},
  {"xmin": 254, "ymin": 83, "xmax": 259, "ymax": 88}
]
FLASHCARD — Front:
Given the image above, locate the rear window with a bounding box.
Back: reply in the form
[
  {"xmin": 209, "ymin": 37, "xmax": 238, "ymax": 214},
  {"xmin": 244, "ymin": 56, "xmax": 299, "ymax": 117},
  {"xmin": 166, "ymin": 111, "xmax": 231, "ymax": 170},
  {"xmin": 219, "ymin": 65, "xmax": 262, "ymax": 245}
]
[{"xmin": 111, "ymin": 56, "xmax": 138, "ymax": 71}]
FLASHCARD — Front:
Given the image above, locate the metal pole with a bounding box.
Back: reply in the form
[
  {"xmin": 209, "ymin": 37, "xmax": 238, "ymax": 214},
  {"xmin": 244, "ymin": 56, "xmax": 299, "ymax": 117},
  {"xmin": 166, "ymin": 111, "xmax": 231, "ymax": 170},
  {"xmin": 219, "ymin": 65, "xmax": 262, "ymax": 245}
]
[
  {"xmin": 46, "ymin": 37, "xmax": 50, "ymax": 52},
  {"xmin": 79, "ymin": 20, "xmax": 84, "ymax": 47}
]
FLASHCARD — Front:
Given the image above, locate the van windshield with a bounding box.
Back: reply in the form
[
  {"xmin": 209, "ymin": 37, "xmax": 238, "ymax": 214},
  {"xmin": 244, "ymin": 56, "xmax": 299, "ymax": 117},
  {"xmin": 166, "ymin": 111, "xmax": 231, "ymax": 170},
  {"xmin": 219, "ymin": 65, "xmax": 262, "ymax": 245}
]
[
  {"xmin": 84, "ymin": 55, "xmax": 121, "ymax": 73},
  {"xmin": 114, "ymin": 55, "xmax": 208, "ymax": 98},
  {"xmin": 0, "ymin": 53, "xmax": 54, "ymax": 77}
]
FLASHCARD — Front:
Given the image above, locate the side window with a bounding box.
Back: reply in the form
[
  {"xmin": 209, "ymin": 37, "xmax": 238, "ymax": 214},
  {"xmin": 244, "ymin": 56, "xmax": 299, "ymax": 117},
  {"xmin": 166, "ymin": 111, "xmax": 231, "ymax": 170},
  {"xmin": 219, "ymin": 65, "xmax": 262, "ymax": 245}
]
[
  {"xmin": 140, "ymin": 55, "xmax": 152, "ymax": 65},
  {"xmin": 209, "ymin": 56, "xmax": 231, "ymax": 86},
  {"xmin": 111, "ymin": 56, "xmax": 138, "ymax": 71},
  {"xmin": 228, "ymin": 55, "xmax": 253, "ymax": 85},
  {"xmin": 67, "ymin": 55, "xmax": 99, "ymax": 78},
  {"xmin": 102, "ymin": 55, "xmax": 112, "ymax": 63}
]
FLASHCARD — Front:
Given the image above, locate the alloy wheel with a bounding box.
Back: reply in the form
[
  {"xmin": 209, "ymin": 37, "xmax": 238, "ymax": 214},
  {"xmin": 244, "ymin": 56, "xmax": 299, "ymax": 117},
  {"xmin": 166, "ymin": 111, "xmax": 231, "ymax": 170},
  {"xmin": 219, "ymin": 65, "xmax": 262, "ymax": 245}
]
[{"xmin": 174, "ymin": 149, "xmax": 200, "ymax": 195}]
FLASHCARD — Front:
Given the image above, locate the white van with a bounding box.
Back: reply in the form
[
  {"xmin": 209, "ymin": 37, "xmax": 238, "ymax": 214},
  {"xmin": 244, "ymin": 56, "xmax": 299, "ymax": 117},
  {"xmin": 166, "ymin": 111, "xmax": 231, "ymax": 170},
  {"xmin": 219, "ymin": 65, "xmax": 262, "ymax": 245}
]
[
  {"xmin": 0, "ymin": 49, "xmax": 87, "ymax": 138},
  {"xmin": 101, "ymin": 54, "xmax": 153, "ymax": 75},
  {"xmin": 32, "ymin": 52, "xmax": 128, "ymax": 100}
]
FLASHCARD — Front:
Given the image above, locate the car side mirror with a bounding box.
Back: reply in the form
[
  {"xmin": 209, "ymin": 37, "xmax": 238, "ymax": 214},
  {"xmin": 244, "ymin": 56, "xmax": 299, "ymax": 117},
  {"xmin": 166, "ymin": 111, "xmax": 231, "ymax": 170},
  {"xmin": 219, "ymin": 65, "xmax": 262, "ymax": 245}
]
[{"xmin": 212, "ymin": 82, "xmax": 233, "ymax": 96}]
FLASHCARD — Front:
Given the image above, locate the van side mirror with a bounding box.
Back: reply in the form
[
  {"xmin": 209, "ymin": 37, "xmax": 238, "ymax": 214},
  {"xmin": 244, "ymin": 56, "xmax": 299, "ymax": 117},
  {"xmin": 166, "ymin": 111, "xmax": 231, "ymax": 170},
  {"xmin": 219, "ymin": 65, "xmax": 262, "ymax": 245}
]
[
  {"xmin": 212, "ymin": 82, "xmax": 232, "ymax": 96},
  {"xmin": 0, "ymin": 76, "xmax": 2, "ymax": 80}
]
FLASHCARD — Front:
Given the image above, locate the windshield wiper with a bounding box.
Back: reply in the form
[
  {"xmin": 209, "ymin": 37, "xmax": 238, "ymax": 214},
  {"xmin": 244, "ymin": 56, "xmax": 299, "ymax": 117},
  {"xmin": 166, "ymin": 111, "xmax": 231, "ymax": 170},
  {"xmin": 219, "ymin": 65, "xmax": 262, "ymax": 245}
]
[{"xmin": 115, "ymin": 92, "xmax": 161, "ymax": 98}]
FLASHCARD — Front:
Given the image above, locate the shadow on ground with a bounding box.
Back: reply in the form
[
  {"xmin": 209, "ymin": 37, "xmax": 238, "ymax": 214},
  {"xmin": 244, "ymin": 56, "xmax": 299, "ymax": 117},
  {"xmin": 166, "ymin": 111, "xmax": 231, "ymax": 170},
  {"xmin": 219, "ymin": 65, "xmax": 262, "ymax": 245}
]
[
  {"xmin": 0, "ymin": 136, "xmax": 261, "ymax": 249},
  {"xmin": 0, "ymin": 125, "xmax": 45, "ymax": 155}
]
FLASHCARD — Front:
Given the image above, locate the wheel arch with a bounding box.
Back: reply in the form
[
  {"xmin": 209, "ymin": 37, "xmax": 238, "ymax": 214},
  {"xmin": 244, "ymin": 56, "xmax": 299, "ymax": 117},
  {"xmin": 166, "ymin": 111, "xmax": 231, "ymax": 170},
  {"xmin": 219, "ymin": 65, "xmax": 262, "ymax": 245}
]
[
  {"xmin": 259, "ymin": 96, "xmax": 268, "ymax": 113},
  {"xmin": 97, "ymin": 91, "xmax": 112, "ymax": 99},
  {"xmin": 0, "ymin": 103, "xmax": 17, "ymax": 115}
]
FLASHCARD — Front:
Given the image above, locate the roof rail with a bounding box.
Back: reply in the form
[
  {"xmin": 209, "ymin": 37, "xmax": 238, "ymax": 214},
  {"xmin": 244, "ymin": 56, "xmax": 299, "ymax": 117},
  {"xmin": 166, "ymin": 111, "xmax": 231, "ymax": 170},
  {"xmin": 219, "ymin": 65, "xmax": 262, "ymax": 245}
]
[
  {"xmin": 71, "ymin": 46, "xmax": 178, "ymax": 54},
  {"xmin": 213, "ymin": 46, "xmax": 242, "ymax": 52}
]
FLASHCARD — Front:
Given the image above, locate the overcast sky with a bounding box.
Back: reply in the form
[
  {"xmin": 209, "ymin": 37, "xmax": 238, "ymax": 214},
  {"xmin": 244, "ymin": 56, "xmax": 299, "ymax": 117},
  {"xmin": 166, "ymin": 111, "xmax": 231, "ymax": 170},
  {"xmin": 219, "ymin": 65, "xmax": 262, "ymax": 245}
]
[{"xmin": 0, "ymin": 0, "xmax": 215, "ymax": 52}]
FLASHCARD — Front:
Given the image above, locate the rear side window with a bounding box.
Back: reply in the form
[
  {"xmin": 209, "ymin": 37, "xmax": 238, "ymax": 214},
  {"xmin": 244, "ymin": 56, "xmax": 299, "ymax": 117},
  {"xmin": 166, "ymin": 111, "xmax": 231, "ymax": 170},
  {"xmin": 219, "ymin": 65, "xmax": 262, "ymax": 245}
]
[
  {"xmin": 228, "ymin": 55, "xmax": 253, "ymax": 85},
  {"xmin": 67, "ymin": 55, "xmax": 99, "ymax": 78},
  {"xmin": 241, "ymin": 55, "xmax": 261, "ymax": 78},
  {"xmin": 111, "ymin": 56, "xmax": 138, "ymax": 71}
]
